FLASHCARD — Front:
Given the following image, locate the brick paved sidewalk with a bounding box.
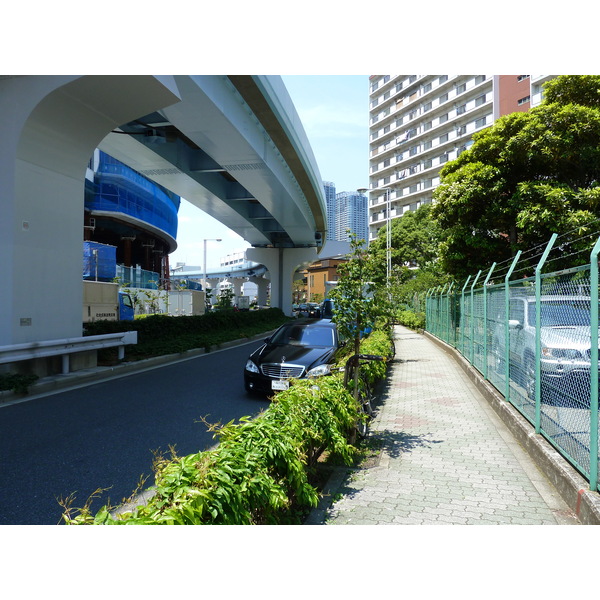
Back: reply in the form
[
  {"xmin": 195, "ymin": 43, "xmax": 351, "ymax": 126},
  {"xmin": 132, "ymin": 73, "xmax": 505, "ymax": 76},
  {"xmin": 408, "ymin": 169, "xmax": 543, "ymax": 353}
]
[{"xmin": 306, "ymin": 325, "xmax": 580, "ymax": 525}]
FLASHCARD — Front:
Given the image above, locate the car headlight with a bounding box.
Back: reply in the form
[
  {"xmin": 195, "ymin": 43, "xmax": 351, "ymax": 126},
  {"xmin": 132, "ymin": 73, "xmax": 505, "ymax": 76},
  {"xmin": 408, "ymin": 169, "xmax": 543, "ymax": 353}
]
[
  {"xmin": 245, "ymin": 359, "xmax": 259, "ymax": 373},
  {"xmin": 306, "ymin": 364, "xmax": 331, "ymax": 378},
  {"xmin": 542, "ymin": 348, "xmax": 581, "ymax": 360}
]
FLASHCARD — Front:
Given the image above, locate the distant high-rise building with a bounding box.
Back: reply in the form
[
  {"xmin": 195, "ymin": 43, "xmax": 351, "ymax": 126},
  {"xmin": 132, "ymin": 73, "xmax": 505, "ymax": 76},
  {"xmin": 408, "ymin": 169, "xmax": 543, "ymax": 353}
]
[
  {"xmin": 335, "ymin": 191, "xmax": 368, "ymax": 244},
  {"xmin": 323, "ymin": 181, "xmax": 337, "ymax": 240},
  {"xmin": 367, "ymin": 75, "xmax": 556, "ymax": 242}
]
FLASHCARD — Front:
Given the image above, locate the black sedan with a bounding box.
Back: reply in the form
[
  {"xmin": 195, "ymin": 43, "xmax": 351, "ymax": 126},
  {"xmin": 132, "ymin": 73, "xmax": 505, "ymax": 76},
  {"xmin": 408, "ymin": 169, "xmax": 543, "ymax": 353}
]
[{"xmin": 244, "ymin": 319, "xmax": 344, "ymax": 395}]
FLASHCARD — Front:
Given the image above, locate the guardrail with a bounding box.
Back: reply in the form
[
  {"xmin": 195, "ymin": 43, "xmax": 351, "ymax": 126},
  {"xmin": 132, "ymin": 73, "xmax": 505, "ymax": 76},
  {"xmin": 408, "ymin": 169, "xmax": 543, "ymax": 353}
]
[{"xmin": 0, "ymin": 332, "xmax": 138, "ymax": 375}]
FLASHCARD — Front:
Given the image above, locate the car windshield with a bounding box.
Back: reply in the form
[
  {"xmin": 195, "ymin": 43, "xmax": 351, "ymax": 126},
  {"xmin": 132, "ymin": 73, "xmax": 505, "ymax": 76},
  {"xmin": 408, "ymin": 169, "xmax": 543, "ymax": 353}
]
[
  {"xmin": 529, "ymin": 300, "xmax": 592, "ymax": 327},
  {"xmin": 270, "ymin": 325, "xmax": 334, "ymax": 347}
]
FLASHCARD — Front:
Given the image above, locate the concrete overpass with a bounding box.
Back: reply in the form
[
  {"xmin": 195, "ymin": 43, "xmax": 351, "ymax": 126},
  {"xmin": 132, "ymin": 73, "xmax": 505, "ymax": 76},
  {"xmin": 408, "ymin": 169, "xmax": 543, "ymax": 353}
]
[{"xmin": 0, "ymin": 75, "xmax": 326, "ymax": 346}]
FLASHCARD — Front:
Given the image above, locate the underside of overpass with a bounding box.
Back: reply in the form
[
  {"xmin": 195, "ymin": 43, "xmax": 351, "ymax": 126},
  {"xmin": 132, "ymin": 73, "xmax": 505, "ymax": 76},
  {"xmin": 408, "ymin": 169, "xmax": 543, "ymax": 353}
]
[{"xmin": 0, "ymin": 75, "xmax": 326, "ymax": 347}]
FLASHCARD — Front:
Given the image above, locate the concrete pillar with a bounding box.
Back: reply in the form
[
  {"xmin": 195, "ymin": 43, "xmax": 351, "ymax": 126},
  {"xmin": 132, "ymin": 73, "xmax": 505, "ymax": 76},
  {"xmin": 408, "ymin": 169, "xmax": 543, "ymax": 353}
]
[
  {"xmin": 246, "ymin": 247, "xmax": 318, "ymax": 316},
  {"xmin": 249, "ymin": 276, "xmax": 269, "ymax": 307},
  {"xmin": 205, "ymin": 278, "xmax": 220, "ymax": 306},
  {"xmin": 0, "ymin": 75, "xmax": 181, "ymax": 345},
  {"xmin": 231, "ymin": 278, "xmax": 243, "ymax": 297}
]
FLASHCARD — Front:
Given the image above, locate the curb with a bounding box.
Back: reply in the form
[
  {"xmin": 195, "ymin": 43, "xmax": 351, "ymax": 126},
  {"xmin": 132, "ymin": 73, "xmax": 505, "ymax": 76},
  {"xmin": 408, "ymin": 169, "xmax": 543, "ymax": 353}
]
[{"xmin": 424, "ymin": 331, "xmax": 600, "ymax": 526}]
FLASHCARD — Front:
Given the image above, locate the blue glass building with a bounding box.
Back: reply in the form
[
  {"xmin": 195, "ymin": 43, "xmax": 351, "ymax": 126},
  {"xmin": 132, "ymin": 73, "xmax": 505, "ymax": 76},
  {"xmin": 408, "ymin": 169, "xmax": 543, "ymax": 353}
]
[{"xmin": 84, "ymin": 150, "xmax": 181, "ymax": 282}]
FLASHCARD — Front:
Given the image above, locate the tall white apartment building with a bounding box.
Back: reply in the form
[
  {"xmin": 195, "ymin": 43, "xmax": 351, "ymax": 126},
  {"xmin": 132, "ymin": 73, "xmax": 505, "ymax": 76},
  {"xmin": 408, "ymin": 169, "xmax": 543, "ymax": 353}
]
[{"xmin": 367, "ymin": 75, "xmax": 555, "ymax": 242}]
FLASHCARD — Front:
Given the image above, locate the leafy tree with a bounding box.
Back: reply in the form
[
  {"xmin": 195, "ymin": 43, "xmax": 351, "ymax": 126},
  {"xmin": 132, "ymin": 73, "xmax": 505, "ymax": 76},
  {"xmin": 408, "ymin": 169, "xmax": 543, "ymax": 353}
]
[
  {"xmin": 431, "ymin": 75, "xmax": 600, "ymax": 279},
  {"xmin": 217, "ymin": 287, "xmax": 235, "ymax": 310},
  {"xmin": 369, "ymin": 203, "xmax": 442, "ymax": 272},
  {"xmin": 329, "ymin": 233, "xmax": 379, "ymax": 357}
]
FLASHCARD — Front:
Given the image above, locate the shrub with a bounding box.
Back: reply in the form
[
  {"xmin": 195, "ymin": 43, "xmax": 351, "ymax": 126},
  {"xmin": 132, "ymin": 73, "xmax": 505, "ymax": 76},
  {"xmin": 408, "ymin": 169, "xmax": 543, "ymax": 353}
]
[
  {"xmin": 0, "ymin": 373, "xmax": 39, "ymax": 394},
  {"xmin": 397, "ymin": 309, "xmax": 425, "ymax": 331}
]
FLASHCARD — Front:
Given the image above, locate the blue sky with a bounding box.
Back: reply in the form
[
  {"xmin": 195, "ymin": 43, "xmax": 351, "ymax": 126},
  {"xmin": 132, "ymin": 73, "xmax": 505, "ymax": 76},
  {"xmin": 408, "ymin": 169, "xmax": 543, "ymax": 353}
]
[{"xmin": 169, "ymin": 75, "xmax": 370, "ymax": 268}]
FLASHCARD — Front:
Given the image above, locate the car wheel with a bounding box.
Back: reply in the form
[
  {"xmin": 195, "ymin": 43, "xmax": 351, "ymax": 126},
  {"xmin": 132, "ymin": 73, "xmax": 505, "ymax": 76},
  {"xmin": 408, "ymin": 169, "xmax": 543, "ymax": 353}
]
[{"xmin": 524, "ymin": 354, "xmax": 536, "ymax": 400}]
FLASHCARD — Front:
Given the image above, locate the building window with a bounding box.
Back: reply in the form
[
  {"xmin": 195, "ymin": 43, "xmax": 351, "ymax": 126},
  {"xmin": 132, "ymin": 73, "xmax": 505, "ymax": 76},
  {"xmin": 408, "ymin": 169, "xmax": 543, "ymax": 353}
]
[
  {"xmin": 439, "ymin": 133, "xmax": 448, "ymax": 143},
  {"xmin": 438, "ymin": 75, "xmax": 448, "ymax": 84},
  {"xmin": 517, "ymin": 75, "xmax": 530, "ymax": 82},
  {"xmin": 439, "ymin": 92, "xmax": 448, "ymax": 103},
  {"xmin": 456, "ymin": 83, "xmax": 466, "ymax": 94},
  {"xmin": 475, "ymin": 75, "xmax": 486, "ymax": 84},
  {"xmin": 475, "ymin": 116, "xmax": 487, "ymax": 128},
  {"xmin": 518, "ymin": 95, "xmax": 531, "ymax": 105},
  {"xmin": 456, "ymin": 104, "xmax": 466, "ymax": 115},
  {"xmin": 475, "ymin": 94, "xmax": 486, "ymax": 106}
]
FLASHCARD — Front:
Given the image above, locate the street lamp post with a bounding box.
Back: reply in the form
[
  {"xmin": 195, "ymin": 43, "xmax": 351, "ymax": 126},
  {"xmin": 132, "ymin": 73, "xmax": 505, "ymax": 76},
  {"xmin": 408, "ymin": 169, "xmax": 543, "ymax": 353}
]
[{"xmin": 203, "ymin": 238, "xmax": 222, "ymax": 297}]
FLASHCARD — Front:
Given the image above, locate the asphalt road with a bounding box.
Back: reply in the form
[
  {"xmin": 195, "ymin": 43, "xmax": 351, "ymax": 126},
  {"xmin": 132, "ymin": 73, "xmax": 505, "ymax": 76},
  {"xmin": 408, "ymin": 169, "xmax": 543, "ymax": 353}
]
[{"xmin": 0, "ymin": 340, "xmax": 269, "ymax": 525}]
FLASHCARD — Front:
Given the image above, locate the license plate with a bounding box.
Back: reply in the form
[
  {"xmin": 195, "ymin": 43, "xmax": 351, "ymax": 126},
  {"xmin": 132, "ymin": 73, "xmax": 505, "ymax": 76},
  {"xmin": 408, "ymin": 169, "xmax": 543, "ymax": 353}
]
[{"xmin": 272, "ymin": 379, "xmax": 289, "ymax": 391}]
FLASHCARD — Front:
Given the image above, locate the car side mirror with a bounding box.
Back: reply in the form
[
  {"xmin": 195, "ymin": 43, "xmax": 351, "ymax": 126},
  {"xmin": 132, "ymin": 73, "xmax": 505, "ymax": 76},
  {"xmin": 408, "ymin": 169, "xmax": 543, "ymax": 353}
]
[{"xmin": 264, "ymin": 337, "xmax": 271, "ymax": 343}]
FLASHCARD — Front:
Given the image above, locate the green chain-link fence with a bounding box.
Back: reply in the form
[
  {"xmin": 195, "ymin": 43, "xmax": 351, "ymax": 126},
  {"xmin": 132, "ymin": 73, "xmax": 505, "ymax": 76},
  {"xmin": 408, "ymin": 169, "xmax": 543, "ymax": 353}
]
[{"xmin": 425, "ymin": 236, "xmax": 600, "ymax": 492}]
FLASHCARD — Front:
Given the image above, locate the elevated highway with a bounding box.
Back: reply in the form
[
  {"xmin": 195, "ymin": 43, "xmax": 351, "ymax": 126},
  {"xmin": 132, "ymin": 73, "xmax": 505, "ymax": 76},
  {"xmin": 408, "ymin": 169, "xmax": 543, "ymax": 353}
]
[{"xmin": 0, "ymin": 75, "xmax": 326, "ymax": 346}]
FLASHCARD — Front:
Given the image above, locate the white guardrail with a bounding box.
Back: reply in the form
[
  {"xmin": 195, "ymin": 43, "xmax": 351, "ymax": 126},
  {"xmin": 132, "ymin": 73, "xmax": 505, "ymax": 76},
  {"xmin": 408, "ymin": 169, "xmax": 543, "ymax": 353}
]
[{"xmin": 0, "ymin": 332, "xmax": 138, "ymax": 375}]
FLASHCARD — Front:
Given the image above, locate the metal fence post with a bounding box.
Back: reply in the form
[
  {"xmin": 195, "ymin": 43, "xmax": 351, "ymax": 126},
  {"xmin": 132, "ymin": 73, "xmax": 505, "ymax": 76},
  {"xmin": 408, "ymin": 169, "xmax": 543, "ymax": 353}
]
[
  {"xmin": 460, "ymin": 276, "xmax": 472, "ymax": 357},
  {"xmin": 438, "ymin": 284, "xmax": 447, "ymax": 339},
  {"xmin": 469, "ymin": 270, "xmax": 482, "ymax": 364},
  {"xmin": 425, "ymin": 288, "xmax": 432, "ymax": 332},
  {"xmin": 447, "ymin": 282, "xmax": 455, "ymax": 347},
  {"xmin": 482, "ymin": 263, "xmax": 496, "ymax": 381},
  {"xmin": 589, "ymin": 238, "xmax": 600, "ymax": 491},
  {"xmin": 431, "ymin": 285, "xmax": 440, "ymax": 337},
  {"xmin": 535, "ymin": 234, "xmax": 557, "ymax": 434},
  {"xmin": 504, "ymin": 251, "xmax": 522, "ymax": 403}
]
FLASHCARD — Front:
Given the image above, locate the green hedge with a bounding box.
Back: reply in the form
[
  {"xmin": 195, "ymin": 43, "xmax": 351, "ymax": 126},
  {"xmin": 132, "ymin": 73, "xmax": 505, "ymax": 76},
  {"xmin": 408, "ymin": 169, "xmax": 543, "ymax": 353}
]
[
  {"xmin": 84, "ymin": 308, "xmax": 291, "ymax": 359},
  {"xmin": 396, "ymin": 309, "xmax": 425, "ymax": 331}
]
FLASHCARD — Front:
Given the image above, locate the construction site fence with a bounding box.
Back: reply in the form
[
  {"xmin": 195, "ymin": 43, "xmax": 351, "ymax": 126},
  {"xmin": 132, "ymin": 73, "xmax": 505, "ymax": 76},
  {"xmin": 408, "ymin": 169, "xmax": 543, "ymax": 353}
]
[{"xmin": 424, "ymin": 234, "xmax": 600, "ymax": 492}]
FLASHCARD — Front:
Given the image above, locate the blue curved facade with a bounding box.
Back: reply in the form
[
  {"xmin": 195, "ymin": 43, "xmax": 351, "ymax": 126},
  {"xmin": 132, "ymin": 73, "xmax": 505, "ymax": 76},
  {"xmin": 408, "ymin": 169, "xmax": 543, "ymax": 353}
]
[
  {"xmin": 86, "ymin": 151, "xmax": 180, "ymax": 241},
  {"xmin": 84, "ymin": 150, "xmax": 181, "ymax": 282}
]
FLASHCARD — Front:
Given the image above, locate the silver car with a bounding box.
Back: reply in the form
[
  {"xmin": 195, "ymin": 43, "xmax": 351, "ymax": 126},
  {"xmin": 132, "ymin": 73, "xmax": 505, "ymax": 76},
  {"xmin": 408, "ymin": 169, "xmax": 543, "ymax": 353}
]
[{"xmin": 493, "ymin": 295, "xmax": 595, "ymax": 400}]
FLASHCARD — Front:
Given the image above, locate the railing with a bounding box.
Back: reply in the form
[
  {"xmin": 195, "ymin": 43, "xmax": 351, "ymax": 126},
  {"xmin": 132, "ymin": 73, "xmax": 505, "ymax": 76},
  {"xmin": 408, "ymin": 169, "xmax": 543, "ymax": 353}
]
[
  {"xmin": 425, "ymin": 235, "xmax": 600, "ymax": 492},
  {"xmin": 0, "ymin": 332, "xmax": 138, "ymax": 375}
]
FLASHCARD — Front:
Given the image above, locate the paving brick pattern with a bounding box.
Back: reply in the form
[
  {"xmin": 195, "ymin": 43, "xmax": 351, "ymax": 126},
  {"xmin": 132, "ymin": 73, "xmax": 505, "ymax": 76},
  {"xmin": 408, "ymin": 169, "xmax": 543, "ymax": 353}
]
[{"xmin": 310, "ymin": 326, "xmax": 580, "ymax": 525}]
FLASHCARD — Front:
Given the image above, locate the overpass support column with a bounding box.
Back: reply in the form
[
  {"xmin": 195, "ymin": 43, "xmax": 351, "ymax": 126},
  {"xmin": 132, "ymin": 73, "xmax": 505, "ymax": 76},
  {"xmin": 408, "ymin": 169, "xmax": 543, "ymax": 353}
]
[
  {"xmin": 246, "ymin": 247, "xmax": 317, "ymax": 316},
  {"xmin": 205, "ymin": 278, "xmax": 220, "ymax": 306},
  {"xmin": 249, "ymin": 276, "xmax": 269, "ymax": 307},
  {"xmin": 231, "ymin": 278, "xmax": 243, "ymax": 297}
]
